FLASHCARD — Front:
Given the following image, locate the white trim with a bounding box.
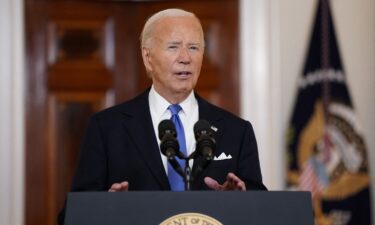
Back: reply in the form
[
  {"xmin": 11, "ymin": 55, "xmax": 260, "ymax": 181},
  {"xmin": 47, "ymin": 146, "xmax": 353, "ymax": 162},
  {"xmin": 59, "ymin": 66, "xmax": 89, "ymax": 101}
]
[
  {"xmin": 269, "ymin": 0, "xmax": 284, "ymax": 190},
  {"xmin": 0, "ymin": 0, "xmax": 25, "ymax": 224},
  {"xmin": 239, "ymin": 0, "xmax": 283, "ymax": 189}
]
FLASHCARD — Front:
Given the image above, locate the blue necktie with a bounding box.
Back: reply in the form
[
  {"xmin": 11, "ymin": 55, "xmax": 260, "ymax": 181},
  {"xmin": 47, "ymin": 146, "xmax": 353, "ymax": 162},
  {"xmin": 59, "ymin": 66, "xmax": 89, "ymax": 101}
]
[{"xmin": 167, "ymin": 104, "xmax": 187, "ymax": 191}]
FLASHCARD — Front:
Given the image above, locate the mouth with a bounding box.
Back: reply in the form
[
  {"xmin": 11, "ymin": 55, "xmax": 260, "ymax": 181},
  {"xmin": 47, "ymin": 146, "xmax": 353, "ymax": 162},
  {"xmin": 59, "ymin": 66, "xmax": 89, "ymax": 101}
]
[{"xmin": 174, "ymin": 71, "xmax": 192, "ymax": 77}]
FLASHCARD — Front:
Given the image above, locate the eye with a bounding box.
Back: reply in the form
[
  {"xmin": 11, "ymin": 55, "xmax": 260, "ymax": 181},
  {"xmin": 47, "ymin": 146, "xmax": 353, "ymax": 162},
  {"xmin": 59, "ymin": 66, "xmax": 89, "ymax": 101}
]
[
  {"xmin": 167, "ymin": 45, "xmax": 178, "ymax": 50},
  {"xmin": 189, "ymin": 46, "xmax": 200, "ymax": 51}
]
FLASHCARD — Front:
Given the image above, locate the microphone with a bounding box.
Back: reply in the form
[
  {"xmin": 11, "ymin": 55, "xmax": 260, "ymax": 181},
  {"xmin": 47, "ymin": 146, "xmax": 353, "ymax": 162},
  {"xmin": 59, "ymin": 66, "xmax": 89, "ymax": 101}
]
[
  {"xmin": 158, "ymin": 119, "xmax": 185, "ymax": 178},
  {"xmin": 194, "ymin": 120, "xmax": 216, "ymax": 161},
  {"xmin": 158, "ymin": 119, "xmax": 180, "ymax": 159}
]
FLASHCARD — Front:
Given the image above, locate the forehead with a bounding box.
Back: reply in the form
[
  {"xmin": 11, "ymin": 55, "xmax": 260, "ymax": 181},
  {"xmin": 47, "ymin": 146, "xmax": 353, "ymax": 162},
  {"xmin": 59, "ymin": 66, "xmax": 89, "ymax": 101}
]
[{"xmin": 152, "ymin": 16, "xmax": 203, "ymax": 42}]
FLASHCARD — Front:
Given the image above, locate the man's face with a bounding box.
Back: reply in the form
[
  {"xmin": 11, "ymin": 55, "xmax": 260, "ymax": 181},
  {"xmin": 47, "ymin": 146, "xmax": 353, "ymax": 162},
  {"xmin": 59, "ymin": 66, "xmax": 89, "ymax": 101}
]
[{"xmin": 142, "ymin": 16, "xmax": 204, "ymax": 102}]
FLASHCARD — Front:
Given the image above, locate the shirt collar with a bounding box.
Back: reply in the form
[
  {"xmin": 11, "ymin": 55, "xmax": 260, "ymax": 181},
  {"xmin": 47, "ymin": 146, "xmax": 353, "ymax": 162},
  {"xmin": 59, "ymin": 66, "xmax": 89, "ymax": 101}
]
[{"xmin": 149, "ymin": 85, "xmax": 197, "ymax": 119}]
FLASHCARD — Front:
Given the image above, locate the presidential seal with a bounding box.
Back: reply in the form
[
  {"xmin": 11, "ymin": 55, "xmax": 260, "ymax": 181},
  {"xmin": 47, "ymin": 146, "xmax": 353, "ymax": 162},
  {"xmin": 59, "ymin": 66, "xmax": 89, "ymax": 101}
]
[
  {"xmin": 287, "ymin": 101, "xmax": 370, "ymax": 225},
  {"xmin": 159, "ymin": 213, "xmax": 223, "ymax": 225}
]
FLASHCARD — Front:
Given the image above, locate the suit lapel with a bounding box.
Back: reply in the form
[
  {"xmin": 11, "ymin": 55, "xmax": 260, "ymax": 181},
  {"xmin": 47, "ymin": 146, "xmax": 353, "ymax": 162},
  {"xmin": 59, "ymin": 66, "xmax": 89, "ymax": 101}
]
[
  {"xmin": 196, "ymin": 94, "xmax": 223, "ymax": 147},
  {"xmin": 120, "ymin": 90, "xmax": 170, "ymax": 190}
]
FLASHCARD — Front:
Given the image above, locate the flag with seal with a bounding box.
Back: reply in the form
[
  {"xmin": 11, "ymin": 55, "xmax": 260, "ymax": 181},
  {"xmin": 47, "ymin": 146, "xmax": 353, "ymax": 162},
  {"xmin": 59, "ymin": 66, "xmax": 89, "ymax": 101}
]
[{"xmin": 286, "ymin": 1, "xmax": 372, "ymax": 225}]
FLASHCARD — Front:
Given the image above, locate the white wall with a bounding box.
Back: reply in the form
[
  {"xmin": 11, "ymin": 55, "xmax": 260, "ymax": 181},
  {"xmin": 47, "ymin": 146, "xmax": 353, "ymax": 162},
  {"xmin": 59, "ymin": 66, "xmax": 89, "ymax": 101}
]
[
  {"xmin": 0, "ymin": 0, "xmax": 25, "ymax": 224},
  {"xmin": 241, "ymin": 0, "xmax": 375, "ymax": 220}
]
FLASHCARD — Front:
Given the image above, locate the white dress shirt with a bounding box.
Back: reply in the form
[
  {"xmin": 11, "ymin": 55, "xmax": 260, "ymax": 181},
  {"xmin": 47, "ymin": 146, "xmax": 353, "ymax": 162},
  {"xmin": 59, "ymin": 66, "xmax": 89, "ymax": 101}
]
[{"xmin": 149, "ymin": 85, "xmax": 199, "ymax": 174}]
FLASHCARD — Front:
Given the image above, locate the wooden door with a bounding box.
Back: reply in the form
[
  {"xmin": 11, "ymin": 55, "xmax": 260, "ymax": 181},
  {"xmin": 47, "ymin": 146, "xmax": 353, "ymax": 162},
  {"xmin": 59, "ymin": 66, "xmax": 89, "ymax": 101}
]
[{"xmin": 25, "ymin": 1, "xmax": 239, "ymax": 225}]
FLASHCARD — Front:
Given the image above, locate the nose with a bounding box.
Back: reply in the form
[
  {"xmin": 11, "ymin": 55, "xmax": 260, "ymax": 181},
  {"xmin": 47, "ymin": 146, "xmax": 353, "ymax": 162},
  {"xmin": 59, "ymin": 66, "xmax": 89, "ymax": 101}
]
[{"xmin": 177, "ymin": 47, "xmax": 191, "ymax": 65}]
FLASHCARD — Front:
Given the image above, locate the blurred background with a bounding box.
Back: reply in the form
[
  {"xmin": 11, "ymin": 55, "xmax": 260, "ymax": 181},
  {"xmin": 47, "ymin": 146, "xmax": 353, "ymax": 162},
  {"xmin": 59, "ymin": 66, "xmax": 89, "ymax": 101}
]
[{"xmin": 1, "ymin": 0, "xmax": 374, "ymax": 225}]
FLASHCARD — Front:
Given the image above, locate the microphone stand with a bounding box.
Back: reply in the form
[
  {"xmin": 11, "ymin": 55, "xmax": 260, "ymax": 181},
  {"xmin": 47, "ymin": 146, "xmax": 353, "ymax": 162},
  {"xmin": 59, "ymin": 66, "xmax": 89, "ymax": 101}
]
[
  {"xmin": 180, "ymin": 153, "xmax": 212, "ymax": 191},
  {"xmin": 166, "ymin": 155, "xmax": 193, "ymax": 191},
  {"xmin": 184, "ymin": 158, "xmax": 193, "ymax": 191},
  {"xmin": 167, "ymin": 151, "xmax": 212, "ymax": 191},
  {"xmin": 168, "ymin": 152, "xmax": 214, "ymax": 191}
]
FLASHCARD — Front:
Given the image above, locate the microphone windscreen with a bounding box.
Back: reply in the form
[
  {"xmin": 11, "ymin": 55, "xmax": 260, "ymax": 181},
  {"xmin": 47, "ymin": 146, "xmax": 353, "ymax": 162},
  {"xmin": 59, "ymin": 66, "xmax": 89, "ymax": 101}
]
[
  {"xmin": 158, "ymin": 119, "xmax": 176, "ymax": 140},
  {"xmin": 193, "ymin": 120, "xmax": 211, "ymax": 137}
]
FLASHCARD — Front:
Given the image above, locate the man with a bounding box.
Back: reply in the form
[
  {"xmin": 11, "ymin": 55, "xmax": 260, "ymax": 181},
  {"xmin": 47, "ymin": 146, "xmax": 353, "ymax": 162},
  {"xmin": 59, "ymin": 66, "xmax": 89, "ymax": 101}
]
[{"xmin": 58, "ymin": 8, "xmax": 266, "ymax": 224}]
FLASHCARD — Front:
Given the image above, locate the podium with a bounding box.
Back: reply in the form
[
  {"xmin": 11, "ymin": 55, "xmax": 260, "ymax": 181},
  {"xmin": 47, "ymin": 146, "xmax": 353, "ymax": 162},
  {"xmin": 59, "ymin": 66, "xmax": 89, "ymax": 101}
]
[{"xmin": 64, "ymin": 191, "xmax": 314, "ymax": 225}]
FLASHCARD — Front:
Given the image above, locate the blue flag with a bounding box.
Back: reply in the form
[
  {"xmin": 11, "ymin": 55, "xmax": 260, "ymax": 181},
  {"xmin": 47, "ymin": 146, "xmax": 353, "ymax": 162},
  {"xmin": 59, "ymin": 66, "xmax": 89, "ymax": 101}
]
[{"xmin": 286, "ymin": 0, "xmax": 372, "ymax": 224}]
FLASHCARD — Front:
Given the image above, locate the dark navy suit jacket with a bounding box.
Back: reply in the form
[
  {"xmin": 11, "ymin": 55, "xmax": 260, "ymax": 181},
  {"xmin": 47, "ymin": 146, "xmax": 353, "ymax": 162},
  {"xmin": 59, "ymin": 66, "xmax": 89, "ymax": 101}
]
[
  {"xmin": 58, "ymin": 89, "xmax": 266, "ymax": 224},
  {"xmin": 71, "ymin": 89, "xmax": 266, "ymax": 191}
]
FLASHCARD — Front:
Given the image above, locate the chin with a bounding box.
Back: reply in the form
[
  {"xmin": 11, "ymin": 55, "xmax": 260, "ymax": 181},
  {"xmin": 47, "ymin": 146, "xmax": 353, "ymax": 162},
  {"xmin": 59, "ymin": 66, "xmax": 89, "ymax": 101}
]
[
  {"xmin": 174, "ymin": 82, "xmax": 194, "ymax": 90},
  {"xmin": 173, "ymin": 86, "xmax": 194, "ymax": 94}
]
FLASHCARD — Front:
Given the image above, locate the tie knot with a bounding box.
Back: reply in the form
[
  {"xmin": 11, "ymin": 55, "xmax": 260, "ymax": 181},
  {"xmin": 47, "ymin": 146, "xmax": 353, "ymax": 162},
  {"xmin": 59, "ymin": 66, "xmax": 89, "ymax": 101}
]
[{"xmin": 168, "ymin": 104, "xmax": 182, "ymax": 115}]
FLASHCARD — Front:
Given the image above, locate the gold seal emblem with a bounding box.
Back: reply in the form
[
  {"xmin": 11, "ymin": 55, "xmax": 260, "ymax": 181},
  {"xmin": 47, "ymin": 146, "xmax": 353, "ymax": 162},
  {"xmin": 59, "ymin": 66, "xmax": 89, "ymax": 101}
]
[
  {"xmin": 287, "ymin": 101, "xmax": 371, "ymax": 225},
  {"xmin": 159, "ymin": 212, "xmax": 223, "ymax": 225}
]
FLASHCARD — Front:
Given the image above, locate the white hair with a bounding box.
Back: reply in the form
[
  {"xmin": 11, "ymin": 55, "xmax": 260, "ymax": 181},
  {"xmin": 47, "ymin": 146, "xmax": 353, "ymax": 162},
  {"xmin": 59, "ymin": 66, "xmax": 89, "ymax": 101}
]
[{"xmin": 140, "ymin": 8, "xmax": 203, "ymax": 48}]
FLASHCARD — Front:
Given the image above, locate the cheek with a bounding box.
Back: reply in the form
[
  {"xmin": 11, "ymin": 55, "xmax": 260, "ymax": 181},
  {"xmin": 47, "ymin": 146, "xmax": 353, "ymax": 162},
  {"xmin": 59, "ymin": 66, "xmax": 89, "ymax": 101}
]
[{"xmin": 154, "ymin": 56, "xmax": 173, "ymax": 72}]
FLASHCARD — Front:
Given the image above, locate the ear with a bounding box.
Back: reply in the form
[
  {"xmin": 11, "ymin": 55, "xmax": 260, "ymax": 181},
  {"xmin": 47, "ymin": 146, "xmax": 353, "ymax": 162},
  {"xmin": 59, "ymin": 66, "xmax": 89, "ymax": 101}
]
[{"xmin": 142, "ymin": 47, "xmax": 153, "ymax": 72}]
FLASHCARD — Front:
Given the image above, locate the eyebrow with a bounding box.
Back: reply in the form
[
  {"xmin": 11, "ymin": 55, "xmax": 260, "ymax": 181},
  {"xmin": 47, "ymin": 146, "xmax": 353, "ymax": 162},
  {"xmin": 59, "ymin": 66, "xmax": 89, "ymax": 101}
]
[
  {"xmin": 167, "ymin": 41, "xmax": 181, "ymax": 45},
  {"xmin": 166, "ymin": 41, "xmax": 201, "ymax": 46}
]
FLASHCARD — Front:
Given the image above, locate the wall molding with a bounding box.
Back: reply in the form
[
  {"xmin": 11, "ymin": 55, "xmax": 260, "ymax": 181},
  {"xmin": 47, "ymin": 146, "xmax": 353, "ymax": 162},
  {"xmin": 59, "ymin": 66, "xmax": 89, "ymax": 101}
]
[
  {"xmin": 239, "ymin": 0, "xmax": 284, "ymax": 189},
  {"xmin": 0, "ymin": 0, "xmax": 25, "ymax": 224}
]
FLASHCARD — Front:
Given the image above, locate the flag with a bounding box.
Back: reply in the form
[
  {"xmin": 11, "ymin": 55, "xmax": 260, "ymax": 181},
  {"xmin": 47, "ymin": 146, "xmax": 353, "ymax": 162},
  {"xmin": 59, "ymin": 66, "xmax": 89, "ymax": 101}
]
[{"xmin": 286, "ymin": 0, "xmax": 372, "ymax": 225}]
